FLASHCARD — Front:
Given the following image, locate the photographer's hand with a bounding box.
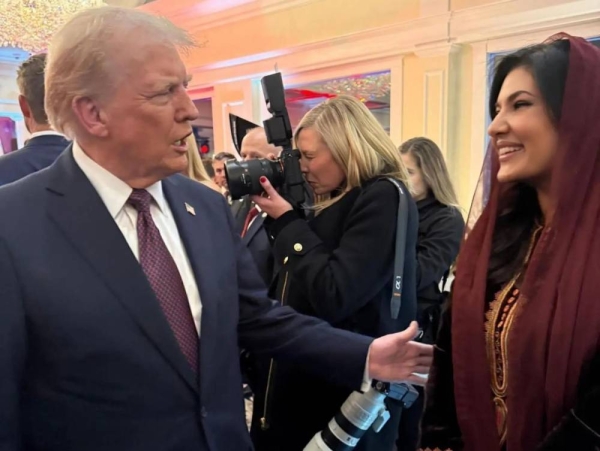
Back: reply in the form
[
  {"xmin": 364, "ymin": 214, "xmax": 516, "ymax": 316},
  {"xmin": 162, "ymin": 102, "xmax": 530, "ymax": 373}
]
[{"xmin": 250, "ymin": 177, "xmax": 293, "ymax": 219}]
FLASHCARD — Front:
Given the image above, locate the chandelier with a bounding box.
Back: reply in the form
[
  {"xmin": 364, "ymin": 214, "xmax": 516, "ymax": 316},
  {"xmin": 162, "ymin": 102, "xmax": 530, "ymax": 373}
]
[{"xmin": 0, "ymin": 0, "xmax": 105, "ymax": 53}]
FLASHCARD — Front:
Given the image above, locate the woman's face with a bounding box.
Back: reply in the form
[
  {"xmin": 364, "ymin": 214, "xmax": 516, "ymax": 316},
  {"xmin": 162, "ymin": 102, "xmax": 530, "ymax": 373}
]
[
  {"xmin": 401, "ymin": 152, "xmax": 429, "ymax": 201},
  {"xmin": 488, "ymin": 66, "xmax": 559, "ymax": 188},
  {"xmin": 297, "ymin": 127, "xmax": 346, "ymax": 196}
]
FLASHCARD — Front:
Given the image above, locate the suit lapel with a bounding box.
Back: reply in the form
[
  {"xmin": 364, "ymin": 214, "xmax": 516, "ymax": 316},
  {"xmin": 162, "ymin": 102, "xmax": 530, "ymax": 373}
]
[
  {"xmin": 45, "ymin": 149, "xmax": 199, "ymax": 394},
  {"xmin": 242, "ymin": 210, "xmax": 267, "ymax": 245}
]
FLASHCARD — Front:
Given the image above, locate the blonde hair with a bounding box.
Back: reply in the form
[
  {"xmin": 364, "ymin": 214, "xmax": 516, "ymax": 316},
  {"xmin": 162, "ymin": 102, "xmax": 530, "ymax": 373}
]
[
  {"xmin": 399, "ymin": 137, "xmax": 460, "ymax": 209},
  {"xmin": 185, "ymin": 136, "xmax": 220, "ymax": 192},
  {"xmin": 45, "ymin": 6, "xmax": 194, "ymax": 138},
  {"xmin": 294, "ymin": 95, "xmax": 409, "ymax": 210}
]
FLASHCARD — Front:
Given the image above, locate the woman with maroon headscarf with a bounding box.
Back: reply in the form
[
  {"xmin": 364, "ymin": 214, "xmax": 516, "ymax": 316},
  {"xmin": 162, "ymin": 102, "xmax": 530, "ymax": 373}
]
[{"xmin": 419, "ymin": 35, "xmax": 600, "ymax": 451}]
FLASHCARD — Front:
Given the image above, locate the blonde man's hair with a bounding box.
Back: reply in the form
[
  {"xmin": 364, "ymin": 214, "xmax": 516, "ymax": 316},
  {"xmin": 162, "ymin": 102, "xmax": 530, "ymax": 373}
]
[
  {"xmin": 399, "ymin": 137, "xmax": 460, "ymax": 209},
  {"xmin": 294, "ymin": 95, "xmax": 409, "ymax": 210},
  {"xmin": 45, "ymin": 6, "xmax": 195, "ymax": 138}
]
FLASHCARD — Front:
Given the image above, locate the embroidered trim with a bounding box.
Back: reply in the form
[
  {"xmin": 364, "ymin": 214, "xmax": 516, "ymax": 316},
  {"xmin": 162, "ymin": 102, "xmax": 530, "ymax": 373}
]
[{"xmin": 484, "ymin": 224, "xmax": 543, "ymax": 445}]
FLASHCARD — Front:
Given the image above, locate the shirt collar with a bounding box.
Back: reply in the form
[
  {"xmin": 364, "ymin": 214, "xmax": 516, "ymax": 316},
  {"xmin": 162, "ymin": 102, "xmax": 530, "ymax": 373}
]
[
  {"xmin": 29, "ymin": 130, "xmax": 67, "ymax": 139},
  {"xmin": 72, "ymin": 141, "xmax": 167, "ymax": 219}
]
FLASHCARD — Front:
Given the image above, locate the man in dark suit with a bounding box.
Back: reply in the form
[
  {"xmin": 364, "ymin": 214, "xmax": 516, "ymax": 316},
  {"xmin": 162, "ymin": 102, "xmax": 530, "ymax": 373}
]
[
  {"xmin": 0, "ymin": 53, "xmax": 69, "ymax": 186},
  {"xmin": 237, "ymin": 127, "xmax": 281, "ymax": 285},
  {"xmin": 0, "ymin": 7, "xmax": 432, "ymax": 451}
]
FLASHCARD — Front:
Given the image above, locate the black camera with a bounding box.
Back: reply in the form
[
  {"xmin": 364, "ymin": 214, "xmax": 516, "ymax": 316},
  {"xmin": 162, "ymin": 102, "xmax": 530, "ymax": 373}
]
[{"xmin": 224, "ymin": 73, "xmax": 306, "ymax": 209}]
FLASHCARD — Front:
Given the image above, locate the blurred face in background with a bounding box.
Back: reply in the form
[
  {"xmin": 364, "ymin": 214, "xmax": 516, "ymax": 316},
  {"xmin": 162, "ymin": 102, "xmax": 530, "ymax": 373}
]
[
  {"xmin": 212, "ymin": 160, "xmax": 228, "ymax": 188},
  {"xmin": 240, "ymin": 129, "xmax": 280, "ymax": 161},
  {"xmin": 402, "ymin": 152, "xmax": 429, "ymax": 201},
  {"xmin": 297, "ymin": 127, "xmax": 345, "ymax": 196}
]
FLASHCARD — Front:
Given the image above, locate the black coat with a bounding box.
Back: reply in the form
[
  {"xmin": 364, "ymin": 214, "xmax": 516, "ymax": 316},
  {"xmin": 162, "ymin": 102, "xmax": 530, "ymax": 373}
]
[
  {"xmin": 250, "ymin": 177, "xmax": 419, "ymax": 451},
  {"xmin": 414, "ymin": 198, "xmax": 464, "ymax": 343}
]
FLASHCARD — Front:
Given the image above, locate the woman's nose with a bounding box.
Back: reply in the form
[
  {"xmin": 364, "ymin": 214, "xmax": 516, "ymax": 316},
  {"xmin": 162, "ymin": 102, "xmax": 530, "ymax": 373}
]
[{"xmin": 488, "ymin": 112, "xmax": 509, "ymax": 138}]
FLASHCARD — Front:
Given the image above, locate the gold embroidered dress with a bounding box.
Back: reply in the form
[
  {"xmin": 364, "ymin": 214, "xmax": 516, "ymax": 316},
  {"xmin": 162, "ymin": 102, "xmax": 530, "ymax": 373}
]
[{"xmin": 484, "ymin": 225, "xmax": 543, "ymax": 447}]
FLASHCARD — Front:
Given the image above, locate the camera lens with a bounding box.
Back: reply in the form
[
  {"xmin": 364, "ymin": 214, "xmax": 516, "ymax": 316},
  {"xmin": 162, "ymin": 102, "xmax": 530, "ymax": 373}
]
[{"xmin": 225, "ymin": 158, "xmax": 284, "ymax": 200}]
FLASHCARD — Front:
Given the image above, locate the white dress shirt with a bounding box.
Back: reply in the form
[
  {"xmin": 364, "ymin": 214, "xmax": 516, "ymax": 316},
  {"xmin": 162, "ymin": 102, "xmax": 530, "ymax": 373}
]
[{"xmin": 72, "ymin": 142, "xmax": 202, "ymax": 334}]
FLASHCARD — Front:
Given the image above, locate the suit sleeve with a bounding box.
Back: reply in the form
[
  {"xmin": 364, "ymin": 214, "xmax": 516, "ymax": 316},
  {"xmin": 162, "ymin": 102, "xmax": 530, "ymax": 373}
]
[
  {"xmin": 267, "ymin": 180, "xmax": 399, "ymax": 324},
  {"xmin": 416, "ymin": 209, "xmax": 465, "ymax": 292},
  {"xmin": 0, "ymin": 237, "xmax": 26, "ymax": 451},
  {"xmin": 220, "ymin": 197, "xmax": 373, "ymax": 391}
]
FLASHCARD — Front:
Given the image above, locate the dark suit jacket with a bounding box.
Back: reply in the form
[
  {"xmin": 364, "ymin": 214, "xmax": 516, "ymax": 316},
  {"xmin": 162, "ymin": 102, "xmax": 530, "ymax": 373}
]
[
  {"xmin": 231, "ymin": 195, "xmax": 250, "ymax": 230},
  {"xmin": 251, "ymin": 178, "xmax": 419, "ymax": 451},
  {"xmin": 242, "ymin": 209, "xmax": 275, "ymax": 287},
  {"xmin": 0, "ymin": 148, "xmax": 372, "ymax": 451},
  {"xmin": 0, "ymin": 134, "xmax": 69, "ymax": 186}
]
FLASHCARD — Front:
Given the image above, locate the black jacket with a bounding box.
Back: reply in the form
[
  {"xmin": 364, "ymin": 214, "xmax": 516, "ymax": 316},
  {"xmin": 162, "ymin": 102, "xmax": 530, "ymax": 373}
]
[
  {"xmin": 415, "ymin": 197, "xmax": 464, "ymax": 304},
  {"xmin": 250, "ymin": 177, "xmax": 419, "ymax": 451},
  {"xmin": 414, "ymin": 198, "xmax": 464, "ymax": 344}
]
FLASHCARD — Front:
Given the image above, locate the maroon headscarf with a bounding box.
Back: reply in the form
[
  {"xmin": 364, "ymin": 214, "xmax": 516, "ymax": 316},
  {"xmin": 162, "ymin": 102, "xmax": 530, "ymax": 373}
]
[{"xmin": 451, "ymin": 34, "xmax": 600, "ymax": 451}]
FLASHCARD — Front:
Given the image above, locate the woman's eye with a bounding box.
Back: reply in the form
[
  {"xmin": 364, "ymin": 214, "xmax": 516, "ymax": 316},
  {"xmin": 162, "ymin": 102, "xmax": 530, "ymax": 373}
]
[{"xmin": 514, "ymin": 100, "xmax": 531, "ymax": 109}]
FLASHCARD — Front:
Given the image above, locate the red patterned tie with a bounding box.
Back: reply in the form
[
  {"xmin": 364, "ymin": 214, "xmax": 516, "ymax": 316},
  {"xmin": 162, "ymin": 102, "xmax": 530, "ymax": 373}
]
[
  {"xmin": 241, "ymin": 206, "xmax": 260, "ymax": 237},
  {"xmin": 128, "ymin": 189, "xmax": 198, "ymax": 373}
]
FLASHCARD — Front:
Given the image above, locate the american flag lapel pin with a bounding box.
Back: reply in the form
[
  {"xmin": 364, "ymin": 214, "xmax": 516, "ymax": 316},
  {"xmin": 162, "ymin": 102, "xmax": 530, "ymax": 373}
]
[{"xmin": 185, "ymin": 202, "xmax": 196, "ymax": 216}]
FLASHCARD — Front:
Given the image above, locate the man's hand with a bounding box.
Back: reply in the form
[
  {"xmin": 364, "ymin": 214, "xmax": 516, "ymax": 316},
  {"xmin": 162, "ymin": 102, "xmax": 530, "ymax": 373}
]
[{"xmin": 368, "ymin": 322, "xmax": 434, "ymax": 386}]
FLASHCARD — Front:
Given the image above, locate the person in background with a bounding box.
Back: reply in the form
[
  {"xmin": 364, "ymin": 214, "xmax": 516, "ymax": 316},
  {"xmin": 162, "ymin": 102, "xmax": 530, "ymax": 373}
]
[
  {"xmin": 396, "ymin": 137, "xmax": 464, "ymax": 451},
  {"xmin": 0, "ymin": 53, "xmax": 69, "ymax": 186},
  {"xmin": 399, "ymin": 137, "xmax": 464, "ymax": 344},
  {"xmin": 420, "ymin": 35, "xmax": 600, "ymax": 451},
  {"xmin": 237, "ymin": 127, "xmax": 282, "ymax": 284},
  {"xmin": 183, "ymin": 135, "xmax": 220, "ymax": 192},
  {"xmin": 211, "ymin": 151, "xmax": 236, "ymax": 192},
  {"xmin": 212, "ymin": 150, "xmax": 246, "ymax": 218},
  {"xmin": 250, "ymin": 95, "xmax": 420, "ymax": 451}
]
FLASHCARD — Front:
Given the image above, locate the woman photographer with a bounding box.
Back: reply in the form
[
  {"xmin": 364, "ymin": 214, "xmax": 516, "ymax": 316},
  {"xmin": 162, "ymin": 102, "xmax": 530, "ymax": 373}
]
[{"xmin": 250, "ymin": 95, "xmax": 419, "ymax": 451}]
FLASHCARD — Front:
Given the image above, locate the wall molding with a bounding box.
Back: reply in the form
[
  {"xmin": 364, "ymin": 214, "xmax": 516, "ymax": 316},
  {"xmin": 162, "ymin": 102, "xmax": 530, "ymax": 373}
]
[
  {"xmin": 451, "ymin": 0, "xmax": 600, "ymax": 43},
  {"xmin": 423, "ymin": 69, "xmax": 446, "ymax": 151},
  {"xmin": 187, "ymin": 13, "xmax": 450, "ymax": 88},
  {"xmin": 184, "ymin": 0, "xmax": 599, "ymax": 89}
]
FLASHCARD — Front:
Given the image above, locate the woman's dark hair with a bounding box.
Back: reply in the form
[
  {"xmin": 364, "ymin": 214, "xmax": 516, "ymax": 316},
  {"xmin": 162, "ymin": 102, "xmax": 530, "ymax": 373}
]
[{"xmin": 487, "ymin": 39, "xmax": 570, "ymax": 287}]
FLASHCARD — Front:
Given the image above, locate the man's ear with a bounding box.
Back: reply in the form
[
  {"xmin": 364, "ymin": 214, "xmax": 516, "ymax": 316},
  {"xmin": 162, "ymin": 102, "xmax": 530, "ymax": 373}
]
[
  {"xmin": 18, "ymin": 95, "xmax": 32, "ymax": 120},
  {"xmin": 72, "ymin": 96, "xmax": 109, "ymax": 138}
]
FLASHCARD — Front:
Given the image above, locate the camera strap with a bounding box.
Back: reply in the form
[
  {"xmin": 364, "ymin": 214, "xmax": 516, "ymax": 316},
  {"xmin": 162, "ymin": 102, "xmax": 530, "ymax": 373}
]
[{"xmin": 384, "ymin": 177, "xmax": 409, "ymax": 320}]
